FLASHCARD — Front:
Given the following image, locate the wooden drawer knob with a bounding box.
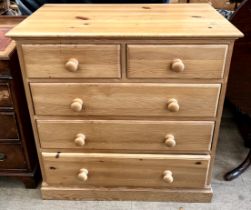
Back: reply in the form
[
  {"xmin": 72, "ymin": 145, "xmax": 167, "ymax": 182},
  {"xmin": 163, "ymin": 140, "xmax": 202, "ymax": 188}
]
[
  {"xmin": 74, "ymin": 133, "xmax": 86, "ymax": 146},
  {"xmin": 171, "ymin": 59, "xmax": 185, "ymax": 72},
  {"xmin": 70, "ymin": 98, "xmax": 83, "ymax": 112},
  {"xmin": 78, "ymin": 168, "xmax": 88, "ymax": 182},
  {"xmin": 164, "ymin": 134, "xmax": 176, "ymax": 147},
  {"xmin": 65, "ymin": 58, "xmax": 79, "ymax": 72},
  {"xmin": 167, "ymin": 98, "xmax": 179, "ymax": 112},
  {"xmin": 163, "ymin": 170, "xmax": 174, "ymax": 183}
]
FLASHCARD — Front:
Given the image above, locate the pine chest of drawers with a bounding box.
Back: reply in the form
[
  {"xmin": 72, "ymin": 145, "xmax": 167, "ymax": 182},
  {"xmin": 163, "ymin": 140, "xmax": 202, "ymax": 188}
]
[{"xmin": 8, "ymin": 4, "xmax": 242, "ymax": 202}]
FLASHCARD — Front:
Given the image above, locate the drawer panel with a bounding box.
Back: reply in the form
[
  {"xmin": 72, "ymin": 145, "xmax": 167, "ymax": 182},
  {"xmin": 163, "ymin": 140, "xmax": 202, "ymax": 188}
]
[
  {"xmin": 0, "ymin": 82, "xmax": 12, "ymax": 108},
  {"xmin": 0, "ymin": 60, "xmax": 11, "ymax": 77},
  {"xmin": 31, "ymin": 83, "xmax": 220, "ymax": 117},
  {"xmin": 0, "ymin": 144, "xmax": 26, "ymax": 170},
  {"xmin": 37, "ymin": 120, "xmax": 214, "ymax": 152},
  {"xmin": 127, "ymin": 45, "xmax": 227, "ymax": 79},
  {"xmin": 22, "ymin": 44, "xmax": 121, "ymax": 78},
  {"xmin": 42, "ymin": 153, "xmax": 210, "ymax": 189},
  {"xmin": 0, "ymin": 112, "xmax": 19, "ymax": 141}
]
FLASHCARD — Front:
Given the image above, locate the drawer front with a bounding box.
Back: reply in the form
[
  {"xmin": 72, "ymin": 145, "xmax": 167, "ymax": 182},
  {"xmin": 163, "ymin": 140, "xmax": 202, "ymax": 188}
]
[
  {"xmin": 42, "ymin": 153, "xmax": 210, "ymax": 189},
  {"xmin": 22, "ymin": 44, "xmax": 121, "ymax": 78},
  {"xmin": 31, "ymin": 83, "xmax": 220, "ymax": 117},
  {"xmin": 0, "ymin": 61, "xmax": 11, "ymax": 77},
  {"xmin": 37, "ymin": 120, "xmax": 214, "ymax": 152},
  {"xmin": 0, "ymin": 113, "xmax": 19, "ymax": 141},
  {"xmin": 127, "ymin": 45, "xmax": 227, "ymax": 79},
  {"xmin": 0, "ymin": 144, "xmax": 26, "ymax": 170},
  {"xmin": 0, "ymin": 83, "xmax": 12, "ymax": 108}
]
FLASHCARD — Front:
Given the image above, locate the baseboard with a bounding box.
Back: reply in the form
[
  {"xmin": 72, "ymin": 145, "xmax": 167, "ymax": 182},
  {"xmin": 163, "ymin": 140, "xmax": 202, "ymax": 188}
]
[{"xmin": 41, "ymin": 185, "xmax": 213, "ymax": 202}]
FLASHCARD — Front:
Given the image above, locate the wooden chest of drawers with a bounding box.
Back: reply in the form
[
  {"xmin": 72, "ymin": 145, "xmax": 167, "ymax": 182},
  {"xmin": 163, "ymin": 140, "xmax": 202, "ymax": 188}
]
[
  {"xmin": 8, "ymin": 4, "xmax": 242, "ymax": 202},
  {"xmin": 0, "ymin": 17, "xmax": 40, "ymax": 188}
]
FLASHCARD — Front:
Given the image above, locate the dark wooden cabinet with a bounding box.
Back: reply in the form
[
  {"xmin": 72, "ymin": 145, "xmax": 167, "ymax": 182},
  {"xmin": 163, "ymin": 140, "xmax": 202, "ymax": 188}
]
[
  {"xmin": 0, "ymin": 17, "xmax": 40, "ymax": 188},
  {"xmin": 224, "ymin": 0, "xmax": 251, "ymax": 181}
]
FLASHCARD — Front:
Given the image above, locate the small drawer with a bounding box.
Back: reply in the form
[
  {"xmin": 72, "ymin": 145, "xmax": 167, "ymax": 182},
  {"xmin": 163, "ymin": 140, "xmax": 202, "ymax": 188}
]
[
  {"xmin": 37, "ymin": 120, "xmax": 214, "ymax": 152},
  {"xmin": 22, "ymin": 44, "xmax": 121, "ymax": 78},
  {"xmin": 31, "ymin": 83, "xmax": 220, "ymax": 117},
  {"xmin": 127, "ymin": 45, "xmax": 227, "ymax": 79},
  {"xmin": 42, "ymin": 153, "xmax": 210, "ymax": 189},
  {"xmin": 0, "ymin": 144, "xmax": 26, "ymax": 170},
  {"xmin": 0, "ymin": 60, "xmax": 11, "ymax": 77},
  {"xmin": 0, "ymin": 82, "xmax": 12, "ymax": 108},
  {"xmin": 0, "ymin": 112, "xmax": 19, "ymax": 141}
]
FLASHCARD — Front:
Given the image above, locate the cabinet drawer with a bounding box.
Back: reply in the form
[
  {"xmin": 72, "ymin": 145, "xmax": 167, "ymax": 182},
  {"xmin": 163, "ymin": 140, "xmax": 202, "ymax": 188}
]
[
  {"xmin": 42, "ymin": 153, "xmax": 210, "ymax": 189},
  {"xmin": 22, "ymin": 44, "xmax": 121, "ymax": 78},
  {"xmin": 0, "ymin": 144, "xmax": 26, "ymax": 170},
  {"xmin": 0, "ymin": 60, "xmax": 11, "ymax": 77},
  {"xmin": 37, "ymin": 120, "xmax": 214, "ymax": 152},
  {"xmin": 31, "ymin": 83, "xmax": 220, "ymax": 117},
  {"xmin": 127, "ymin": 45, "xmax": 227, "ymax": 79},
  {"xmin": 0, "ymin": 82, "xmax": 12, "ymax": 108},
  {"xmin": 0, "ymin": 112, "xmax": 19, "ymax": 141}
]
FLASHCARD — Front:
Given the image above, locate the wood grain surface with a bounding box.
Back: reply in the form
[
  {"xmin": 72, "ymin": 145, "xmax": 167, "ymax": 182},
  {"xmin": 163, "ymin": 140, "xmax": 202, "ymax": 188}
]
[
  {"xmin": 127, "ymin": 44, "xmax": 227, "ymax": 79},
  {"xmin": 0, "ymin": 144, "xmax": 26, "ymax": 170},
  {"xmin": 37, "ymin": 119, "xmax": 214, "ymax": 152},
  {"xmin": 30, "ymin": 83, "xmax": 220, "ymax": 117},
  {"xmin": 7, "ymin": 4, "xmax": 243, "ymax": 39},
  {"xmin": 42, "ymin": 152, "xmax": 210, "ymax": 189},
  {"xmin": 0, "ymin": 112, "xmax": 19, "ymax": 141},
  {"xmin": 41, "ymin": 185, "xmax": 213, "ymax": 202},
  {"xmin": 22, "ymin": 44, "xmax": 121, "ymax": 78}
]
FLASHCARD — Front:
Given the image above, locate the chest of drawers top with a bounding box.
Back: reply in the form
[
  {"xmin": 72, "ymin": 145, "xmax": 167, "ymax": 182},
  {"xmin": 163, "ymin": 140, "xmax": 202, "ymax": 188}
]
[{"xmin": 7, "ymin": 4, "xmax": 242, "ymax": 40}]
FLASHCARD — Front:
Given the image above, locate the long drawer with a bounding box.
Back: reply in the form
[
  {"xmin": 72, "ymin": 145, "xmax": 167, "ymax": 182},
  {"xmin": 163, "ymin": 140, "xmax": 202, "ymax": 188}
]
[
  {"xmin": 0, "ymin": 144, "xmax": 26, "ymax": 170},
  {"xmin": 37, "ymin": 120, "xmax": 214, "ymax": 152},
  {"xmin": 127, "ymin": 44, "xmax": 227, "ymax": 79},
  {"xmin": 22, "ymin": 44, "xmax": 121, "ymax": 78},
  {"xmin": 42, "ymin": 152, "xmax": 210, "ymax": 189},
  {"xmin": 31, "ymin": 83, "xmax": 220, "ymax": 117}
]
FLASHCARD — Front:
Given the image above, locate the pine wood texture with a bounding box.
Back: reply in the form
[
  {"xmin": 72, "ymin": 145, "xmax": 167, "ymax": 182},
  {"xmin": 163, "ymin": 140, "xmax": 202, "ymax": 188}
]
[
  {"xmin": 127, "ymin": 44, "xmax": 227, "ymax": 79},
  {"xmin": 22, "ymin": 44, "xmax": 121, "ymax": 78},
  {"xmin": 30, "ymin": 83, "xmax": 220, "ymax": 117},
  {"xmin": 7, "ymin": 4, "xmax": 243, "ymax": 202},
  {"xmin": 42, "ymin": 152, "xmax": 210, "ymax": 189},
  {"xmin": 7, "ymin": 4, "xmax": 242, "ymax": 39},
  {"xmin": 37, "ymin": 120, "xmax": 214, "ymax": 152},
  {"xmin": 41, "ymin": 186, "xmax": 213, "ymax": 202}
]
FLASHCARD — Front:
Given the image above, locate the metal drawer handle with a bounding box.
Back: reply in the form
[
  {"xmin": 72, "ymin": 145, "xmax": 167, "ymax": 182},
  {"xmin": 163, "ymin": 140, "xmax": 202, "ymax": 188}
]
[{"xmin": 0, "ymin": 153, "xmax": 6, "ymax": 161}]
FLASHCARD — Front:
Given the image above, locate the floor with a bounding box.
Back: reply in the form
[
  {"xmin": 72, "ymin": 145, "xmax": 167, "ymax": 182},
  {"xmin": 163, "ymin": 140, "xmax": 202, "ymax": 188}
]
[{"xmin": 0, "ymin": 109, "xmax": 251, "ymax": 210}]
